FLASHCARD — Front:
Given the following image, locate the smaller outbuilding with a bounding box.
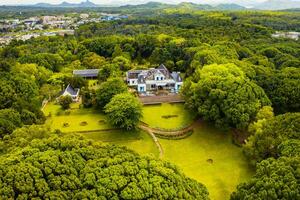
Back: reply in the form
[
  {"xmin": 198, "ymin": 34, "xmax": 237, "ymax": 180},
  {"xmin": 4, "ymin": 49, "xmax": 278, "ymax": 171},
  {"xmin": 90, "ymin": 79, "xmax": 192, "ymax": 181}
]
[
  {"xmin": 73, "ymin": 69, "xmax": 99, "ymax": 79},
  {"xmin": 61, "ymin": 84, "xmax": 80, "ymax": 102}
]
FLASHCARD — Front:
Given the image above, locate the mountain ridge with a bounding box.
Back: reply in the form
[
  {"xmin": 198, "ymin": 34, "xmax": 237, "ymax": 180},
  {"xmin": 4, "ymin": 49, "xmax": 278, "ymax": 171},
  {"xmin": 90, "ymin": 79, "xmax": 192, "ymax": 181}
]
[{"xmin": 18, "ymin": 0, "xmax": 300, "ymax": 10}]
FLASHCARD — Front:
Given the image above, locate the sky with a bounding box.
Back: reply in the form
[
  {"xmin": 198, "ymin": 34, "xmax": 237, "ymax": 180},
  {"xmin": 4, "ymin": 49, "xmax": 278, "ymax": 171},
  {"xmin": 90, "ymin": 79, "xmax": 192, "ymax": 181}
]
[{"xmin": 0, "ymin": 0, "xmax": 269, "ymax": 6}]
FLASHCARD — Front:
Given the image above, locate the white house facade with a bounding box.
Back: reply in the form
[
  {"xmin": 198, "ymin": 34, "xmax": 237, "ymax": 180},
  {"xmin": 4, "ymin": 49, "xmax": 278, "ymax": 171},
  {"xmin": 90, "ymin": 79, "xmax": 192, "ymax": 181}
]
[{"xmin": 126, "ymin": 64, "xmax": 183, "ymax": 93}]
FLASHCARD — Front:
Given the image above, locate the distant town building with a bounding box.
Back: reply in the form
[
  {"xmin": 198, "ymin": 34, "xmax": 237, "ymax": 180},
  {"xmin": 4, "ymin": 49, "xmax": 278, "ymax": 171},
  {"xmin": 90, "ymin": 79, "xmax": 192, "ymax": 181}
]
[{"xmin": 80, "ymin": 14, "xmax": 89, "ymax": 19}]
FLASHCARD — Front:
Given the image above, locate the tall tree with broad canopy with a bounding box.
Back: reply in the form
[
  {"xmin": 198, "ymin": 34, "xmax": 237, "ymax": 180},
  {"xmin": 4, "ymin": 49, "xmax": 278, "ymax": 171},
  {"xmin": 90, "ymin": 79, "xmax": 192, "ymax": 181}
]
[
  {"xmin": 95, "ymin": 78, "xmax": 128, "ymax": 109},
  {"xmin": 0, "ymin": 133, "xmax": 209, "ymax": 200},
  {"xmin": 105, "ymin": 93, "xmax": 142, "ymax": 130},
  {"xmin": 244, "ymin": 112, "xmax": 300, "ymax": 164},
  {"xmin": 181, "ymin": 63, "xmax": 270, "ymax": 129},
  {"xmin": 231, "ymin": 156, "xmax": 300, "ymax": 200}
]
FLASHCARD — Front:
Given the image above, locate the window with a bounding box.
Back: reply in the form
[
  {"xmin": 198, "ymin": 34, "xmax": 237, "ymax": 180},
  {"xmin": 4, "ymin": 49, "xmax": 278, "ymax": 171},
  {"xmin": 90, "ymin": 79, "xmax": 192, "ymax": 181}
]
[
  {"xmin": 161, "ymin": 77, "xmax": 163, "ymax": 80},
  {"xmin": 140, "ymin": 87, "xmax": 144, "ymax": 91},
  {"xmin": 156, "ymin": 77, "xmax": 159, "ymax": 81}
]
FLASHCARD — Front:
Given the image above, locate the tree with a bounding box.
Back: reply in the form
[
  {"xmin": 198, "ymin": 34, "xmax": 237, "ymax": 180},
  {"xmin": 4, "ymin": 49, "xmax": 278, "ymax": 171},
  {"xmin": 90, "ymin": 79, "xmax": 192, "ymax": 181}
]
[
  {"xmin": 0, "ymin": 108, "xmax": 21, "ymax": 138},
  {"xmin": 0, "ymin": 134, "xmax": 209, "ymax": 200},
  {"xmin": 231, "ymin": 156, "xmax": 300, "ymax": 200},
  {"xmin": 58, "ymin": 95, "xmax": 73, "ymax": 110},
  {"xmin": 265, "ymin": 67, "xmax": 300, "ymax": 113},
  {"xmin": 105, "ymin": 93, "xmax": 142, "ymax": 130},
  {"xmin": 0, "ymin": 108, "xmax": 22, "ymax": 128},
  {"xmin": 98, "ymin": 64, "xmax": 121, "ymax": 82},
  {"xmin": 81, "ymin": 87, "xmax": 94, "ymax": 108},
  {"xmin": 82, "ymin": 52, "xmax": 106, "ymax": 69},
  {"xmin": 0, "ymin": 119, "xmax": 15, "ymax": 138},
  {"xmin": 0, "ymin": 81, "xmax": 16, "ymax": 109},
  {"xmin": 65, "ymin": 75, "xmax": 87, "ymax": 89},
  {"xmin": 19, "ymin": 53, "xmax": 64, "ymax": 72},
  {"xmin": 182, "ymin": 63, "xmax": 270, "ymax": 129},
  {"xmin": 112, "ymin": 44, "xmax": 123, "ymax": 58},
  {"xmin": 112, "ymin": 56, "xmax": 131, "ymax": 71},
  {"xmin": 244, "ymin": 113, "xmax": 300, "ymax": 164},
  {"xmin": 95, "ymin": 78, "xmax": 128, "ymax": 109}
]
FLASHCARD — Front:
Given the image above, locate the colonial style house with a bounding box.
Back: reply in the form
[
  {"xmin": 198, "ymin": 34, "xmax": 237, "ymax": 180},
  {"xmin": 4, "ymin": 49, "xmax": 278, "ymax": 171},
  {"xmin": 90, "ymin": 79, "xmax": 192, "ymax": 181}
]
[
  {"xmin": 60, "ymin": 84, "xmax": 80, "ymax": 102},
  {"xmin": 126, "ymin": 64, "xmax": 183, "ymax": 93}
]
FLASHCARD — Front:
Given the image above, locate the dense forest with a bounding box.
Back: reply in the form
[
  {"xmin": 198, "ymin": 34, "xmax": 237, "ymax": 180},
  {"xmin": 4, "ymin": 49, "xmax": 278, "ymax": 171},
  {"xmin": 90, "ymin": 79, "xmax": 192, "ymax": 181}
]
[{"xmin": 0, "ymin": 4, "xmax": 299, "ymax": 199}]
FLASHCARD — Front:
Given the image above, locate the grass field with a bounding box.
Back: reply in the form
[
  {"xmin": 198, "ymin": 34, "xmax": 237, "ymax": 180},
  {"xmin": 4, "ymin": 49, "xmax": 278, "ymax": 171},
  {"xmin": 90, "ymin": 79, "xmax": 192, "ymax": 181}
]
[
  {"xmin": 43, "ymin": 102, "xmax": 112, "ymax": 132},
  {"xmin": 142, "ymin": 103, "xmax": 197, "ymax": 129},
  {"xmin": 88, "ymin": 80, "xmax": 100, "ymax": 90},
  {"xmin": 82, "ymin": 130, "xmax": 159, "ymax": 157},
  {"xmin": 43, "ymin": 102, "xmax": 252, "ymax": 200},
  {"xmin": 159, "ymin": 122, "xmax": 253, "ymax": 200}
]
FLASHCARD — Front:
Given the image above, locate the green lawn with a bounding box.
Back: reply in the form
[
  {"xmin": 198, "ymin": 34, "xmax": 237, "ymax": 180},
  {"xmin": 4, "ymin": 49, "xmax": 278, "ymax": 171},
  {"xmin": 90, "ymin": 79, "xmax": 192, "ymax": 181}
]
[
  {"xmin": 43, "ymin": 102, "xmax": 112, "ymax": 132},
  {"xmin": 43, "ymin": 102, "xmax": 252, "ymax": 200},
  {"xmin": 88, "ymin": 80, "xmax": 100, "ymax": 90},
  {"xmin": 159, "ymin": 122, "xmax": 253, "ymax": 200},
  {"xmin": 142, "ymin": 103, "xmax": 197, "ymax": 129},
  {"xmin": 81, "ymin": 130, "xmax": 159, "ymax": 157}
]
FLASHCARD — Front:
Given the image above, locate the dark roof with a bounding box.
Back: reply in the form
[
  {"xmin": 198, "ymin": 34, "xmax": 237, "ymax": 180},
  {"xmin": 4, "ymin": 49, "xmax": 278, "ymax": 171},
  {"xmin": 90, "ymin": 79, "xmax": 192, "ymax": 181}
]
[
  {"xmin": 171, "ymin": 72, "xmax": 183, "ymax": 82},
  {"xmin": 64, "ymin": 84, "xmax": 79, "ymax": 96},
  {"xmin": 138, "ymin": 74, "xmax": 146, "ymax": 84},
  {"xmin": 127, "ymin": 64, "xmax": 182, "ymax": 83},
  {"xmin": 73, "ymin": 69, "xmax": 99, "ymax": 78},
  {"xmin": 127, "ymin": 70, "xmax": 144, "ymax": 79}
]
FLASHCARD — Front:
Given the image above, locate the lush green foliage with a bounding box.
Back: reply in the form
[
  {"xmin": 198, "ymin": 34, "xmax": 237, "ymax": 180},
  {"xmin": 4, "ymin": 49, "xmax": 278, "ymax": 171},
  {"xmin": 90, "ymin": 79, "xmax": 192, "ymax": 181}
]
[
  {"xmin": 1, "ymin": 6, "xmax": 300, "ymax": 199},
  {"xmin": 231, "ymin": 156, "xmax": 300, "ymax": 200},
  {"xmin": 244, "ymin": 113, "xmax": 300, "ymax": 164},
  {"xmin": 58, "ymin": 95, "xmax": 73, "ymax": 110},
  {"xmin": 105, "ymin": 93, "xmax": 142, "ymax": 130},
  {"xmin": 182, "ymin": 63, "xmax": 270, "ymax": 129},
  {"xmin": 0, "ymin": 132, "xmax": 209, "ymax": 200},
  {"xmin": 95, "ymin": 78, "xmax": 128, "ymax": 109}
]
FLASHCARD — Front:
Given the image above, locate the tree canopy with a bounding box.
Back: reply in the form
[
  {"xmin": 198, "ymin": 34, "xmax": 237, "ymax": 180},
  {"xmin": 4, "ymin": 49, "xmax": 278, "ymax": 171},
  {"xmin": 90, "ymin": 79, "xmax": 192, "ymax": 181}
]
[
  {"xmin": 0, "ymin": 132, "xmax": 209, "ymax": 200},
  {"xmin": 95, "ymin": 78, "xmax": 128, "ymax": 109},
  {"xmin": 182, "ymin": 63, "xmax": 270, "ymax": 129},
  {"xmin": 105, "ymin": 93, "xmax": 142, "ymax": 130}
]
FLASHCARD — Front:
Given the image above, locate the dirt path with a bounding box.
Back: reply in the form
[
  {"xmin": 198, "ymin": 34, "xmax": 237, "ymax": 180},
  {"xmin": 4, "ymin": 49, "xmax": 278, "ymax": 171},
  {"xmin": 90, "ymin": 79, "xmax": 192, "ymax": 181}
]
[
  {"xmin": 139, "ymin": 119, "xmax": 202, "ymax": 159},
  {"xmin": 139, "ymin": 125, "xmax": 164, "ymax": 159}
]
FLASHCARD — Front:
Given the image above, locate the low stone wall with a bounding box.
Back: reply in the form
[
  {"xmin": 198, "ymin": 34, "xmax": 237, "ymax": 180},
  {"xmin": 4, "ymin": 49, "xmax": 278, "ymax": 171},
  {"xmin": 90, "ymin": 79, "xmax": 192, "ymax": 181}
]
[{"xmin": 139, "ymin": 94, "xmax": 185, "ymax": 105}]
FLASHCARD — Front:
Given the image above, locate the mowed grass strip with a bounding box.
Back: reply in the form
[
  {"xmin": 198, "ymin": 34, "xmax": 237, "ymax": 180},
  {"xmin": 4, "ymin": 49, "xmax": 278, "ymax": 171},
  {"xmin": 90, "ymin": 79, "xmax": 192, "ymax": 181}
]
[
  {"xmin": 43, "ymin": 102, "xmax": 113, "ymax": 132},
  {"xmin": 81, "ymin": 129, "xmax": 159, "ymax": 157},
  {"xmin": 160, "ymin": 122, "xmax": 253, "ymax": 200},
  {"xmin": 44, "ymin": 102, "xmax": 253, "ymax": 200},
  {"xmin": 142, "ymin": 103, "xmax": 197, "ymax": 129}
]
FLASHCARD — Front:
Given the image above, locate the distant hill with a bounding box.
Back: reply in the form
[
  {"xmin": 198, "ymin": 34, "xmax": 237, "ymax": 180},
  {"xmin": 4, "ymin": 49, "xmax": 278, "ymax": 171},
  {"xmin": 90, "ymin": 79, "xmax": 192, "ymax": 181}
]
[
  {"xmin": 176, "ymin": 2, "xmax": 213, "ymax": 10},
  {"xmin": 214, "ymin": 3, "xmax": 246, "ymax": 10},
  {"xmin": 120, "ymin": 2, "xmax": 172, "ymax": 9},
  {"xmin": 254, "ymin": 0, "xmax": 300, "ymax": 10},
  {"xmin": 33, "ymin": 0, "xmax": 98, "ymax": 7}
]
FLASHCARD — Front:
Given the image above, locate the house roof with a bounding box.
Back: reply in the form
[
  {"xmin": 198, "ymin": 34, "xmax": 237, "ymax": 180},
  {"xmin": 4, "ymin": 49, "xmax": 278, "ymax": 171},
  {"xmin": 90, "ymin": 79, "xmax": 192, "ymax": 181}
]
[
  {"xmin": 127, "ymin": 64, "xmax": 183, "ymax": 83},
  {"xmin": 63, "ymin": 84, "xmax": 80, "ymax": 96},
  {"xmin": 171, "ymin": 72, "xmax": 183, "ymax": 82},
  {"xmin": 73, "ymin": 69, "xmax": 99, "ymax": 78},
  {"xmin": 127, "ymin": 70, "xmax": 144, "ymax": 79}
]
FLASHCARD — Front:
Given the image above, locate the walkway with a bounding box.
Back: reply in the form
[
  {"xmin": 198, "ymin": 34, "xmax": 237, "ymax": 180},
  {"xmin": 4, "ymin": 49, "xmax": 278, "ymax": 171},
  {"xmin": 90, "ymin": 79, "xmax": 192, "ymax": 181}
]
[
  {"xmin": 139, "ymin": 94, "xmax": 184, "ymax": 105},
  {"xmin": 139, "ymin": 125, "xmax": 164, "ymax": 159},
  {"xmin": 139, "ymin": 119, "xmax": 202, "ymax": 159}
]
